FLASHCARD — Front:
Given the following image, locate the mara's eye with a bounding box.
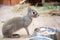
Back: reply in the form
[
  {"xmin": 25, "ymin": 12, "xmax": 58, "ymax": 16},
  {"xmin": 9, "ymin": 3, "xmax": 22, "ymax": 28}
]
[{"xmin": 33, "ymin": 12, "xmax": 35, "ymax": 14}]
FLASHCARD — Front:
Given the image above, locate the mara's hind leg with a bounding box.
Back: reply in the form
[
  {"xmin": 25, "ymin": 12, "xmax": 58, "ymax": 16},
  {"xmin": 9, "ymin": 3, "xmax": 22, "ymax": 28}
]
[
  {"xmin": 3, "ymin": 31, "xmax": 12, "ymax": 38},
  {"xmin": 3, "ymin": 31, "xmax": 20, "ymax": 38}
]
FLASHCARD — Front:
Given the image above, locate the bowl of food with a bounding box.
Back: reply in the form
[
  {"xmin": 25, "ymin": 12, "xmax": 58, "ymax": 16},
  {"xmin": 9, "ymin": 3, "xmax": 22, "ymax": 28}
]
[{"xmin": 30, "ymin": 27, "xmax": 59, "ymax": 40}]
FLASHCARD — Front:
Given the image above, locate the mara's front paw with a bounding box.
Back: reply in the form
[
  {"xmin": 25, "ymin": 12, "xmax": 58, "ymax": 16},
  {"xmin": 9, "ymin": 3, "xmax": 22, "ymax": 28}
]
[{"xmin": 28, "ymin": 35, "xmax": 32, "ymax": 38}]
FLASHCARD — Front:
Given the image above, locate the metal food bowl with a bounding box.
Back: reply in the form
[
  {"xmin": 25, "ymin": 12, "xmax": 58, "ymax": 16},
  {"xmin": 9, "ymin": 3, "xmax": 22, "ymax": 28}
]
[
  {"xmin": 28, "ymin": 27, "xmax": 60, "ymax": 40},
  {"xmin": 29, "ymin": 36, "xmax": 53, "ymax": 40}
]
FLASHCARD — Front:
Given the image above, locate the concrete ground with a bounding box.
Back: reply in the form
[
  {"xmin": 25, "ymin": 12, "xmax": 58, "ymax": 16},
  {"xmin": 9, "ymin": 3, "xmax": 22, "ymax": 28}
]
[{"xmin": 0, "ymin": 5, "xmax": 60, "ymax": 40}]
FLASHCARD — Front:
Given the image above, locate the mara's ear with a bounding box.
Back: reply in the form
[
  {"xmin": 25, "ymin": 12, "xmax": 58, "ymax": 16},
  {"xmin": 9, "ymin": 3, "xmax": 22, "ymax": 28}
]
[{"xmin": 28, "ymin": 7, "xmax": 32, "ymax": 11}]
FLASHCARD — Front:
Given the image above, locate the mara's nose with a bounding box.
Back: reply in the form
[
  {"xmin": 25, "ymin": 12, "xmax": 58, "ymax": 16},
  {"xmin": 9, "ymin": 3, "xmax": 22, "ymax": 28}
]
[
  {"xmin": 38, "ymin": 14, "xmax": 39, "ymax": 16},
  {"xmin": 37, "ymin": 13, "xmax": 39, "ymax": 16}
]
